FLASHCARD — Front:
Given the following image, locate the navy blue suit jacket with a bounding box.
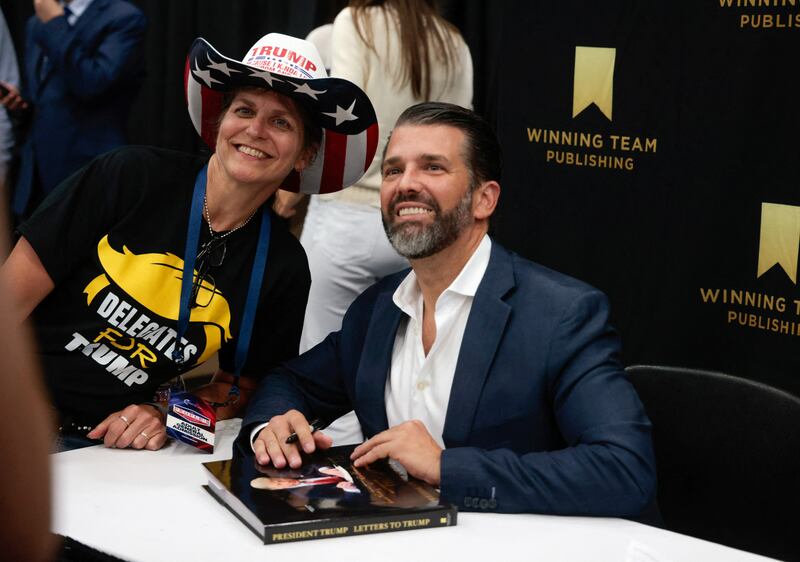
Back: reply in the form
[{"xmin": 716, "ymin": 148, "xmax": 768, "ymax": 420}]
[
  {"xmin": 243, "ymin": 241, "xmax": 657, "ymax": 517},
  {"xmin": 13, "ymin": 0, "xmax": 145, "ymax": 216}
]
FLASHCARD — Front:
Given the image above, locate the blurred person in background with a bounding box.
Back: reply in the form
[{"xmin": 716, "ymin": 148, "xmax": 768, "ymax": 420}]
[
  {"xmin": 0, "ymin": 0, "xmax": 146, "ymax": 221},
  {"xmin": 0, "ymin": 8, "xmax": 20, "ymax": 204},
  {"xmin": 273, "ymin": 0, "xmax": 473, "ymax": 445}
]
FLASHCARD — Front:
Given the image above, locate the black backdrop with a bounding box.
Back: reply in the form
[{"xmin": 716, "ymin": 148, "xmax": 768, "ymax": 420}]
[
  {"xmin": 1, "ymin": 0, "xmax": 498, "ymax": 152},
  {"xmin": 491, "ymin": 1, "xmax": 800, "ymax": 395},
  {"xmin": 3, "ymin": 1, "xmax": 798, "ymax": 395}
]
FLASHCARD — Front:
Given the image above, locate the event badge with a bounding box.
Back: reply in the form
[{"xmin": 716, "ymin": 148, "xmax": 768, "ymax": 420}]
[{"xmin": 166, "ymin": 392, "xmax": 216, "ymax": 453}]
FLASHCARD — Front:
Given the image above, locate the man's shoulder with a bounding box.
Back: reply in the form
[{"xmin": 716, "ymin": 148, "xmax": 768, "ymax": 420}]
[
  {"xmin": 514, "ymin": 253, "xmax": 596, "ymax": 295},
  {"xmin": 91, "ymin": 0, "xmax": 146, "ymax": 31},
  {"xmin": 489, "ymin": 240, "xmax": 605, "ymax": 306},
  {"xmin": 100, "ymin": 0, "xmax": 145, "ymax": 17}
]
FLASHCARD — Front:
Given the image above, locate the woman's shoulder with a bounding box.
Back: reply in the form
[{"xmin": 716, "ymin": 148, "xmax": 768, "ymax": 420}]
[
  {"xmin": 87, "ymin": 146, "xmax": 207, "ymax": 186},
  {"xmin": 333, "ymin": 6, "xmax": 357, "ymax": 26},
  {"xmin": 64, "ymin": 147, "xmax": 207, "ymax": 205},
  {"xmin": 265, "ymin": 213, "xmax": 311, "ymax": 284},
  {"xmin": 333, "ymin": 5, "xmax": 389, "ymax": 29},
  {"xmin": 98, "ymin": 146, "xmax": 206, "ymax": 170}
]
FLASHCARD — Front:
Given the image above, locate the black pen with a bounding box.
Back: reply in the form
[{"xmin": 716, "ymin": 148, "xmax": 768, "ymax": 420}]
[{"xmin": 285, "ymin": 418, "xmax": 324, "ymax": 444}]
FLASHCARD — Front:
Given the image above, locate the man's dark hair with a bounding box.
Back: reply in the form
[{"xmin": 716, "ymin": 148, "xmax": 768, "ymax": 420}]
[{"xmin": 392, "ymin": 102, "xmax": 502, "ymax": 189}]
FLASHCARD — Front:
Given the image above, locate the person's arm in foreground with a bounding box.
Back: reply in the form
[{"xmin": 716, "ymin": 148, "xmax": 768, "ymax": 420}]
[{"xmin": 0, "ymin": 220, "xmax": 58, "ymax": 562}]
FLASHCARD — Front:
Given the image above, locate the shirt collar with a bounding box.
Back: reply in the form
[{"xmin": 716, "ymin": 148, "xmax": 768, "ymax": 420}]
[
  {"xmin": 447, "ymin": 234, "xmax": 492, "ymax": 298},
  {"xmin": 393, "ymin": 234, "xmax": 492, "ymax": 319},
  {"xmin": 62, "ymin": 0, "xmax": 93, "ymax": 20}
]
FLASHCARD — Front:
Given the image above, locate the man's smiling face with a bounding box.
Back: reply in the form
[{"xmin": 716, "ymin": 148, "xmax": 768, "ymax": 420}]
[{"xmin": 380, "ymin": 124, "xmax": 475, "ymax": 259}]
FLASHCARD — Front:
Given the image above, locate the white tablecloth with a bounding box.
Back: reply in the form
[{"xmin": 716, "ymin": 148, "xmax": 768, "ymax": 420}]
[{"xmin": 52, "ymin": 419, "xmax": 773, "ymax": 562}]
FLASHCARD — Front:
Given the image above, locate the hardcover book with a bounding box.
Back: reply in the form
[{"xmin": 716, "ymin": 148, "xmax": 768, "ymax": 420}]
[{"xmin": 203, "ymin": 444, "xmax": 457, "ymax": 544}]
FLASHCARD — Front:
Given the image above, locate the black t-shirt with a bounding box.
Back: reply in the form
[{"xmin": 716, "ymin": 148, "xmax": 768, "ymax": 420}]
[{"xmin": 19, "ymin": 146, "xmax": 310, "ymax": 425}]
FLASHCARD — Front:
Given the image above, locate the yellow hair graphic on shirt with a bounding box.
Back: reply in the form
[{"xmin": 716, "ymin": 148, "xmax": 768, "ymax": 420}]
[{"xmin": 83, "ymin": 235, "xmax": 232, "ymax": 366}]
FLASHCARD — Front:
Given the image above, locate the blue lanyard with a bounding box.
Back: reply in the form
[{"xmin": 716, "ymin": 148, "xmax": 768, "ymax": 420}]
[{"xmin": 174, "ymin": 165, "xmax": 271, "ymax": 387}]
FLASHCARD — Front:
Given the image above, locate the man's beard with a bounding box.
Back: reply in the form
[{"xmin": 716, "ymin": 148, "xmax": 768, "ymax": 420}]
[{"xmin": 382, "ymin": 189, "xmax": 473, "ymax": 259}]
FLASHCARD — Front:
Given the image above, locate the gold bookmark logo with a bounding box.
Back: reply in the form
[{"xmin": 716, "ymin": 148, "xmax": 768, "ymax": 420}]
[
  {"xmin": 526, "ymin": 45, "xmax": 657, "ymax": 173},
  {"xmin": 573, "ymin": 47, "xmax": 616, "ymax": 120},
  {"xmin": 697, "ymin": 202, "xmax": 800, "ymax": 339},
  {"xmin": 757, "ymin": 202, "xmax": 800, "ymax": 284}
]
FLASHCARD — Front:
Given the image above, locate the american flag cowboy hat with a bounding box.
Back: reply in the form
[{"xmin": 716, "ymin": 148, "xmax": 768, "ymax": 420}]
[{"xmin": 185, "ymin": 33, "xmax": 379, "ymax": 194}]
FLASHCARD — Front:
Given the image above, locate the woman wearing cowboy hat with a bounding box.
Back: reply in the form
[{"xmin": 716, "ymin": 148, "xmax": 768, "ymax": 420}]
[{"xmin": 0, "ymin": 33, "xmax": 378, "ymax": 451}]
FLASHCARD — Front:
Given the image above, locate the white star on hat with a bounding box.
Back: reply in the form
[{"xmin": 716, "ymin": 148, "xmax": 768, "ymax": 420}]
[
  {"xmin": 249, "ymin": 69, "xmax": 282, "ymax": 87},
  {"xmin": 193, "ymin": 60, "xmax": 222, "ymax": 87},
  {"xmin": 323, "ymin": 100, "xmax": 358, "ymax": 126},
  {"xmin": 206, "ymin": 54, "xmax": 239, "ymax": 77},
  {"xmin": 291, "ymin": 82, "xmax": 327, "ymax": 100}
]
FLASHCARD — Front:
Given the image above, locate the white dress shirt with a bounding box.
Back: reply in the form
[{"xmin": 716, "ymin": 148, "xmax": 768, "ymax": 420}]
[
  {"xmin": 251, "ymin": 235, "xmax": 492, "ymax": 449},
  {"xmin": 385, "ymin": 235, "xmax": 492, "ymax": 447},
  {"xmin": 63, "ymin": 0, "xmax": 94, "ymax": 25}
]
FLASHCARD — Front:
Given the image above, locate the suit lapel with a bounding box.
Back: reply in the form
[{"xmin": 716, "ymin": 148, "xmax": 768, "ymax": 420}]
[
  {"xmin": 32, "ymin": 54, "xmax": 43, "ymax": 93},
  {"xmin": 355, "ymin": 288, "xmax": 403, "ymax": 437},
  {"xmin": 442, "ymin": 243, "xmax": 515, "ymax": 447},
  {"xmin": 37, "ymin": 51, "xmax": 56, "ymax": 91},
  {"xmin": 27, "ymin": 23, "xmax": 45, "ymax": 95}
]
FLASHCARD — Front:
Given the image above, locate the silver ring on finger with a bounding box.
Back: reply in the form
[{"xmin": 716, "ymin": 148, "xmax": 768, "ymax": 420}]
[
  {"xmin": 140, "ymin": 431, "xmax": 149, "ymax": 439},
  {"xmin": 119, "ymin": 415, "xmax": 131, "ymax": 427}
]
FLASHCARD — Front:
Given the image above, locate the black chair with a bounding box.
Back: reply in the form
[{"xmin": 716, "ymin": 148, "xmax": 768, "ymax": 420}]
[{"xmin": 626, "ymin": 365, "xmax": 800, "ymax": 561}]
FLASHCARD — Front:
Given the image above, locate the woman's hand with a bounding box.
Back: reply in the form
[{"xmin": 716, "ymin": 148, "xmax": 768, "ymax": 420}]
[{"xmin": 87, "ymin": 403, "xmax": 167, "ymax": 450}]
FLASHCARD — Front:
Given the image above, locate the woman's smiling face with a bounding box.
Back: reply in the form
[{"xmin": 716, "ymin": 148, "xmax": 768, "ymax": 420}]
[{"xmin": 214, "ymin": 88, "xmax": 311, "ymax": 192}]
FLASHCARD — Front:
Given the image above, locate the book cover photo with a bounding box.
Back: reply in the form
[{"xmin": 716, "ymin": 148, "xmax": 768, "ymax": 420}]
[{"xmin": 203, "ymin": 444, "xmax": 457, "ymax": 544}]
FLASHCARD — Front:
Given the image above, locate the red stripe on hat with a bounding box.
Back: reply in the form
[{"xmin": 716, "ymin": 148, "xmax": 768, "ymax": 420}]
[
  {"xmin": 319, "ymin": 131, "xmax": 347, "ymax": 194},
  {"xmin": 365, "ymin": 123, "xmax": 379, "ymax": 172},
  {"xmin": 183, "ymin": 57, "xmax": 190, "ymax": 102},
  {"xmin": 200, "ymin": 86, "xmax": 222, "ymax": 149}
]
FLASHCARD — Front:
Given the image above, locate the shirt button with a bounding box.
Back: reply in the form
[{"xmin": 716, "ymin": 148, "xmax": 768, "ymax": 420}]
[{"xmin": 416, "ymin": 381, "xmax": 429, "ymax": 391}]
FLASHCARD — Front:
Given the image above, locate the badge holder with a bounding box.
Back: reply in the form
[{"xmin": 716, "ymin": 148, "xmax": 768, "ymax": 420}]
[
  {"xmin": 166, "ymin": 391, "xmax": 217, "ymax": 453},
  {"xmin": 163, "ymin": 374, "xmax": 241, "ymax": 453}
]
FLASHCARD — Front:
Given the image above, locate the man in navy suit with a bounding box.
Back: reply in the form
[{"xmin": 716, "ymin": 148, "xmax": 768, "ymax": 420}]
[
  {"xmin": 0, "ymin": 0, "xmax": 145, "ymax": 218},
  {"xmin": 243, "ymin": 102, "xmax": 657, "ymax": 517}
]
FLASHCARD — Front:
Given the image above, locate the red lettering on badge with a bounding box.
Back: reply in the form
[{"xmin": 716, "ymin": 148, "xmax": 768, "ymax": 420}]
[{"xmin": 174, "ymin": 405, "xmax": 211, "ymax": 427}]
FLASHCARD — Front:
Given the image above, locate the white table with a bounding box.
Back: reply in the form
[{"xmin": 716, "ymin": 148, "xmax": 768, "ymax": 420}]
[{"xmin": 52, "ymin": 419, "xmax": 774, "ymax": 562}]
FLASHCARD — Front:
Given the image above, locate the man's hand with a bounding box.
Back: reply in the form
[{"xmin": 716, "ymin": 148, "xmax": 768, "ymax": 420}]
[
  {"xmin": 193, "ymin": 370, "xmax": 257, "ymax": 420},
  {"xmin": 33, "ymin": 0, "xmax": 65, "ymax": 23},
  {"xmin": 0, "ymin": 81, "xmax": 28, "ymax": 111},
  {"xmin": 253, "ymin": 409, "xmax": 332, "ymax": 468},
  {"xmin": 87, "ymin": 403, "xmax": 167, "ymax": 450},
  {"xmin": 351, "ymin": 420, "xmax": 442, "ymax": 485}
]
